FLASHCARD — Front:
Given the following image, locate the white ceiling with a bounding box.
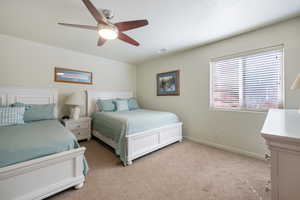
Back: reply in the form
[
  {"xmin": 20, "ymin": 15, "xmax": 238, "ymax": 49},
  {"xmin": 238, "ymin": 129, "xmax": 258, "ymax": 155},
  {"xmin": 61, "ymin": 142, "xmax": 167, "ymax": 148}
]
[{"xmin": 1, "ymin": 0, "xmax": 300, "ymax": 64}]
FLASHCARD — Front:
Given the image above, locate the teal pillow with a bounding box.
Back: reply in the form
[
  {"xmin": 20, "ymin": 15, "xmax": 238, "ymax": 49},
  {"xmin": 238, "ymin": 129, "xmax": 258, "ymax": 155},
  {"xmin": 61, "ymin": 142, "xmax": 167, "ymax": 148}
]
[
  {"xmin": 96, "ymin": 99, "xmax": 115, "ymax": 112},
  {"xmin": 114, "ymin": 99, "xmax": 129, "ymax": 112},
  {"xmin": 11, "ymin": 103, "xmax": 55, "ymax": 122},
  {"xmin": 128, "ymin": 98, "xmax": 139, "ymax": 110},
  {"xmin": 0, "ymin": 107, "xmax": 25, "ymax": 126}
]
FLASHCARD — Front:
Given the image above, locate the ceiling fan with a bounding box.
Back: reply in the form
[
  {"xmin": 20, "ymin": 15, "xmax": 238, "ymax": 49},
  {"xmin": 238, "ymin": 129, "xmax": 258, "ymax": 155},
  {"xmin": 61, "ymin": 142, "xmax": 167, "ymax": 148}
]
[{"xmin": 58, "ymin": 0, "xmax": 149, "ymax": 46}]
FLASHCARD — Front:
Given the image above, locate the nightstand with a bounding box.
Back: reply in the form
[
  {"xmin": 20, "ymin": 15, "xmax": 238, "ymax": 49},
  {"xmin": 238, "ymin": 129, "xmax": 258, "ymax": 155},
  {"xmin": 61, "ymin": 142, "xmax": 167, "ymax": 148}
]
[{"xmin": 62, "ymin": 117, "xmax": 91, "ymax": 141}]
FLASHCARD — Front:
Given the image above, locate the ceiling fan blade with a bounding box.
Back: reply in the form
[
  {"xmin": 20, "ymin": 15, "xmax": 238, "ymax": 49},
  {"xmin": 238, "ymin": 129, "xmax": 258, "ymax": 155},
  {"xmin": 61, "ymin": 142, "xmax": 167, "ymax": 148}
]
[
  {"xmin": 58, "ymin": 23, "xmax": 97, "ymax": 30},
  {"xmin": 97, "ymin": 37, "xmax": 106, "ymax": 46},
  {"xmin": 115, "ymin": 20, "xmax": 149, "ymax": 32},
  {"xmin": 118, "ymin": 32, "xmax": 140, "ymax": 46},
  {"xmin": 81, "ymin": 0, "xmax": 108, "ymax": 24}
]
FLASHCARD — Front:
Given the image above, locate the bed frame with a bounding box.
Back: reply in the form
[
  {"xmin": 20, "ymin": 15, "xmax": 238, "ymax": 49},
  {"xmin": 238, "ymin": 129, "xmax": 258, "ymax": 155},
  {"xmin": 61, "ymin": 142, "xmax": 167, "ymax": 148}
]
[
  {"xmin": 86, "ymin": 90, "xmax": 183, "ymax": 165},
  {"xmin": 0, "ymin": 87, "xmax": 86, "ymax": 200}
]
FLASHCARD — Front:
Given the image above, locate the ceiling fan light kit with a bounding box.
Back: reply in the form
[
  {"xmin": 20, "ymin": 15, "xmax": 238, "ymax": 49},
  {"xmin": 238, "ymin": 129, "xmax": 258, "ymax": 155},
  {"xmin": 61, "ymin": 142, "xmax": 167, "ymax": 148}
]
[
  {"xmin": 58, "ymin": 0, "xmax": 149, "ymax": 47},
  {"xmin": 98, "ymin": 23, "xmax": 118, "ymax": 40}
]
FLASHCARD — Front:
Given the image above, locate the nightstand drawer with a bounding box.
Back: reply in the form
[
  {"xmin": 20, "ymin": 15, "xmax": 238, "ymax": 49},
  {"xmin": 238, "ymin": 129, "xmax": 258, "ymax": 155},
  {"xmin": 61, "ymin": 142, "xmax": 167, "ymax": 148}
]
[
  {"xmin": 66, "ymin": 121, "xmax": 90, "ymax": 130},
  {"xmin": 61, "ymin": 117, "xmax": 91, "ymax": 141},
  {"xmin": 71, "ymin": 128, "xmax": 90, "ymax": 140}
]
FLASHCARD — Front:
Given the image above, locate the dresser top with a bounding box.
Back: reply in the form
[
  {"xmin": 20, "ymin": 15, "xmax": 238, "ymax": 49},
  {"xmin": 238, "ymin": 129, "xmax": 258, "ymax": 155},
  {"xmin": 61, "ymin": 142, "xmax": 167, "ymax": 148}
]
[{"xmin": 261, "ymin": 109, "xmax": 300, "ymax": 141}]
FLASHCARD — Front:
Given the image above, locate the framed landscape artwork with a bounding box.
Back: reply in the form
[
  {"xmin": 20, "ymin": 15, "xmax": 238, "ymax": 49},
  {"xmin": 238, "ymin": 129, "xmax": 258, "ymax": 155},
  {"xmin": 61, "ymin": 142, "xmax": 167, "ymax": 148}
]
[
  {"xmin": 54, "ymin": 67, "xmax": 93, "ymax": 85},
  {"xmin": 157, "ymin": 70, "xmax": 180, "ymax": 96}
]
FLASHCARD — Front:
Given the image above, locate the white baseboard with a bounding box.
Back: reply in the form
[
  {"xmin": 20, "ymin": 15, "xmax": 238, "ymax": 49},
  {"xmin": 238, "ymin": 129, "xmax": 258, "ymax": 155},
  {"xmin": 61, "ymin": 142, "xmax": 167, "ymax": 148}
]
[{"xmin": 184, "ymin": 136, "xmax": 265, "ymax": 160}]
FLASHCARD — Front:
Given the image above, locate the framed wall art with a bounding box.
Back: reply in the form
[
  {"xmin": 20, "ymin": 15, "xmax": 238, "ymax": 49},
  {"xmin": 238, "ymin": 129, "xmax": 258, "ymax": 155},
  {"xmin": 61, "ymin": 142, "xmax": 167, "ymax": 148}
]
[
  {"xmin": 54, "ymin": 67, "xmax": 93, "ymax": 85},
  {"xmin": 157, "ymin": 70, "xmax": 180, "ymax": 96}
]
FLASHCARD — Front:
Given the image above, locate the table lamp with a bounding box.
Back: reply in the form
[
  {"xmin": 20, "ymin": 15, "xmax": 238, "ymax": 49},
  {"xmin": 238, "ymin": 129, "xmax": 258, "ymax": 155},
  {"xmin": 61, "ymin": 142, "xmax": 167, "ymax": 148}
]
[
  {"xmin": 291, "ymin": 74, "xmax": 300, "ymax": 113},
  {"xmin": 65, "ymin": 92, "xmax": 84, "ymax": 120}
]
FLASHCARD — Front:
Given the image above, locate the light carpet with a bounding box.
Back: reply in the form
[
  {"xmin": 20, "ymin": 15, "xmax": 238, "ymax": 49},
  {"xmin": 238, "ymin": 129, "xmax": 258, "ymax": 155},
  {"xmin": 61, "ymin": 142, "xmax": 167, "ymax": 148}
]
[{"xmin": 47, "ymin": 139, "xmax": 270, "ymax": 200}]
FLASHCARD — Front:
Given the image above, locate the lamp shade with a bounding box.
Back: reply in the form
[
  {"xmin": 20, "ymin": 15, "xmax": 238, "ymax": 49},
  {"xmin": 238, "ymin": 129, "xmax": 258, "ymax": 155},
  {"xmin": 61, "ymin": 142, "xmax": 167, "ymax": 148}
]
[
  {"xmin": 291, "ymin": 74, "xmax": 300, "ymax": 90},
  {"xmin": 65, "ymin": 92, "xmax": 84, "ymax": 106}
]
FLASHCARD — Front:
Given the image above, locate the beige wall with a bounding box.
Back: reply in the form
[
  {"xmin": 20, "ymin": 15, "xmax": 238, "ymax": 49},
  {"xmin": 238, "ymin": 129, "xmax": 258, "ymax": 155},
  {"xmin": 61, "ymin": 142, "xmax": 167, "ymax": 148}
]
[
  {"xmin": 136, "ymin": 17, "xmax": 300, "ymax": 158},
  {"xmin": 0, "ymin": 34, "xmax": 136, "ymax": 116}
]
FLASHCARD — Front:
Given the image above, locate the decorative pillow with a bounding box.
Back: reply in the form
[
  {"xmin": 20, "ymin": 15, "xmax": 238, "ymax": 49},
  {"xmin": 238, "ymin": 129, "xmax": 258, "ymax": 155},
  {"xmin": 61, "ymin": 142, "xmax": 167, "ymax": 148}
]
[
  {"xmin": 11, "ymin": 103, "xmax": 56, "ymax": 122},
  {"xmin": 114, "ymin": 99, "xmax": 129, "ymax": 112},
  {"xmin": 128, "ymin": 98, "xmax": 139, "ymax": 110},
  {"xmin": 96, "ymin": 99, "xmax": 115, "ymax": 112},
  {"xmin": 0, "ymin": 107, "xmax": 25, "ymax": 126}
]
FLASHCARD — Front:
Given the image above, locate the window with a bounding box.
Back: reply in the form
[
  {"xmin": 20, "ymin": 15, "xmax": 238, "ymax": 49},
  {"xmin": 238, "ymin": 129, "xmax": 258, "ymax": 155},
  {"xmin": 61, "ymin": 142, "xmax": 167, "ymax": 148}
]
[{"xmin": 210, "ymin": 45, "xmax": 284, "ymax": 112}]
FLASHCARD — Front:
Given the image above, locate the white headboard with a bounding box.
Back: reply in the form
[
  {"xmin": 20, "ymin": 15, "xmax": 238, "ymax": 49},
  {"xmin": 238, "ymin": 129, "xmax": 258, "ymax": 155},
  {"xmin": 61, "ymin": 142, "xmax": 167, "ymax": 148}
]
[
  {"xmin": 86, "ymin": 90, "xmax": 133, "ymax": 116},
  {"xmin": 0, "ymin": 87, "xmax": 58, "ymax": 105},
  {"xmin": 0, "ymin": 87, "xmax": 58, "ymax": 116}
]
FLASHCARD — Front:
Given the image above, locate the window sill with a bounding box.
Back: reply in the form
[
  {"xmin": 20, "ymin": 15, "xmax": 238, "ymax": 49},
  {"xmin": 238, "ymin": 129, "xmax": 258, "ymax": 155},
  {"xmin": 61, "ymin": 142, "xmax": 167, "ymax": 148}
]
[{"xmin": 209, "ymin": 107, "xmax": 269, "ymax": 114}]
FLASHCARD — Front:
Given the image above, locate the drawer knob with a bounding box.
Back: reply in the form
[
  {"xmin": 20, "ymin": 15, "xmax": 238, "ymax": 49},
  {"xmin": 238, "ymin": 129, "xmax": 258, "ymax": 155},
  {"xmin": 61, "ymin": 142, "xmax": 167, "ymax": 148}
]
[{"xmin": 265, "ymin": 154, "xmax": 271, "ymax": 160}]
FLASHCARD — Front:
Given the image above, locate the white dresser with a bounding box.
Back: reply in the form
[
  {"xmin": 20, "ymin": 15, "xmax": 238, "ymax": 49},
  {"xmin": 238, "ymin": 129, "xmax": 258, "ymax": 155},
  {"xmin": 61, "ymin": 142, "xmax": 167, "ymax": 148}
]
[{"xmin": 261, "ymin": 109, "xmax": 300, "ymax": 200}]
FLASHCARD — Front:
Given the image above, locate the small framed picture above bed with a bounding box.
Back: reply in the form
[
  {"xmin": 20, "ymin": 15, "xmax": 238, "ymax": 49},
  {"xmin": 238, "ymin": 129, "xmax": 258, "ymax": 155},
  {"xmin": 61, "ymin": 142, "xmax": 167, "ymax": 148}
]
[
  {"xmin": 54, "ymin": 67, "xmax": 93, "ymax": 85},
  {"xmin": 157, "ymin": 70, "xmax": 180, "ymax": 96}
]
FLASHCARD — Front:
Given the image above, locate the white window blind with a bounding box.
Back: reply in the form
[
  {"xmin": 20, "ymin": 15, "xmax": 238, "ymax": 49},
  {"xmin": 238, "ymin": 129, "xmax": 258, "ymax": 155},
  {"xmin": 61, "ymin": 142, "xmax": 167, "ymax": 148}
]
[{"xmin": 210, "ymin": 46, "xmax": 284, "ymax": 111}]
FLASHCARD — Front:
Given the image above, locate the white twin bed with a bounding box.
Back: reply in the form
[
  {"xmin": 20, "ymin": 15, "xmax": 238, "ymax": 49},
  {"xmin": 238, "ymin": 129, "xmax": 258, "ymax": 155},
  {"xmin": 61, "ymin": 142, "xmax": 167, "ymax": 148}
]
[
  {"xmin": 86, "ymin": 90, "xmax": 183, "ymax": 165},
  {"xmin": 0, "ymin": 87, "xmax": 86, "ymax": 200}
]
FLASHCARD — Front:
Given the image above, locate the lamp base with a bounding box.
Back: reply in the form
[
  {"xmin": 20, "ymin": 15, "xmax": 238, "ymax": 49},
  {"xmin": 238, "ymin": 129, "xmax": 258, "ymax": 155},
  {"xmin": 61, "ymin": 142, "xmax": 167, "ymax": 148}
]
[{"xmin": 70, "ymin": 106, "xmax": 80, "ymax": 120}]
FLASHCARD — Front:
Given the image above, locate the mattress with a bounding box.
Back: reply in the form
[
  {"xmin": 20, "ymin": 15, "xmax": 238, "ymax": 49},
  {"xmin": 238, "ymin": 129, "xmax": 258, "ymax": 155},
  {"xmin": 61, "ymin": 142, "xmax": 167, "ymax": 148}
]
[
  {"xmin": 92, "ymin": 109, "xmax": 179, "ymax": 163},
  {"xmin": 0, "ymin": 120, "xmax": 88, "ymax": 175}
]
